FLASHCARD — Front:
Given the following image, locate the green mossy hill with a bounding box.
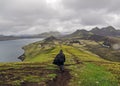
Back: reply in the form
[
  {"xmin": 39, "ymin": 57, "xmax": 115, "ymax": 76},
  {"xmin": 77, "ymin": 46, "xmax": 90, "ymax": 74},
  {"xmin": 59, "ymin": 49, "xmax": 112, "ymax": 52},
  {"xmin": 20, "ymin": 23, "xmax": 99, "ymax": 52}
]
[
  {"xmin": 22, "ymin": 39, "xmax": 120, "ymax": 86},
  {"xmin": 0, "ymin": 39, "xmax": 120, "ymax": 86}
]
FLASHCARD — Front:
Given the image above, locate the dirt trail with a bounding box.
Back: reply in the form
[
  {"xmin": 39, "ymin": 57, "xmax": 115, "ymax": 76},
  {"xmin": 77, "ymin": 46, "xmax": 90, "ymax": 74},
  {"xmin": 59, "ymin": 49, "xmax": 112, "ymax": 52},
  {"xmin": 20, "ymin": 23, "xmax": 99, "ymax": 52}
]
[
  {"xmin": 22, "ymin": 48, "xmax": 82, "ymax": 86},
  {"xmin": 47, "ymin": 49, "xmax": 83, "ymax": 86},
  {"xmin": 2, "ymin": 46, "xmax": 82, "ymax": 86},
  {"xmin": 47, "ymin": 69, "xmax": 71, "ymax": 86},
  {"xmin": 21, "ymin": 82, "xmax": 43, "ymax": 86}
]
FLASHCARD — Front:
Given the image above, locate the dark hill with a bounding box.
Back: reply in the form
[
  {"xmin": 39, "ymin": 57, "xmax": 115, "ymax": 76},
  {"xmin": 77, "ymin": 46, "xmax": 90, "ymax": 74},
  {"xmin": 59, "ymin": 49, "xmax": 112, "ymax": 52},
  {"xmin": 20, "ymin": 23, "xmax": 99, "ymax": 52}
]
[
  {"xmin": 88, "ymin": 34, "xmax": 107, "ymax": 42},
  {"xmin": 91, "ymin": 26, "xmax": 120, "ymax": 37},
  {"xmin": 90, "ymin": 27, "xmax": 100, "ymax": 33},
  {"xmin": 64, "ymin": 26, "xmax": 120, "ymax": 40},
  {"xmin": 44, "ymin": 36, "xmax": 58, "ymax": 43},
  {"xmin": 65, "ymin": 29, "xmax": 92, "ymax": 39},
  {"xmin": 31, "ymin": 31, "xmax": 62, "ymax": 38}
]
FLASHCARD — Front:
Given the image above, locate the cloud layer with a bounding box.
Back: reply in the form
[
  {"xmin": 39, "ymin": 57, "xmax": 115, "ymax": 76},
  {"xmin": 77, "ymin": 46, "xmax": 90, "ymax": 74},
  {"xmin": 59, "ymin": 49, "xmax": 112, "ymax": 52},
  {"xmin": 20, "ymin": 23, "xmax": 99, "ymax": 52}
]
[{"xmin": 0, "ymin": 0, "xmax": 120, "ymax": 35}]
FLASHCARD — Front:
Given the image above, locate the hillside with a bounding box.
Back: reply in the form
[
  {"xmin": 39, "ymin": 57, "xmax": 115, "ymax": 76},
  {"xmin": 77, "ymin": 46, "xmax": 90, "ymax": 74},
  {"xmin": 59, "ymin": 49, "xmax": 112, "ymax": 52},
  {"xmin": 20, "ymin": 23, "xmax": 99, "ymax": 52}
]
[
  {"xmin": 64, "ymin": 36, "xmax": 120, "ymax": 62},
  {"xmin": 0, "ymin": 38, "xmax": 120, "ymax": 86},
  {"xmin": 64, "ymin": 26, "xmax": 120, "ymax": 40},
  {"xmin": 31, "ymin": 31, "xmax": 62, "ymax": 38},
  {"xmin": 63, "ymin": 26, "xmax": 120, "ymax": 62},
  {"xmin": 64, "ymin": 29, "xmax": 92, "ymax": 39},
  {"xmin": 80, "ymin": 40, "xmax": 120, "ymax": 62}
]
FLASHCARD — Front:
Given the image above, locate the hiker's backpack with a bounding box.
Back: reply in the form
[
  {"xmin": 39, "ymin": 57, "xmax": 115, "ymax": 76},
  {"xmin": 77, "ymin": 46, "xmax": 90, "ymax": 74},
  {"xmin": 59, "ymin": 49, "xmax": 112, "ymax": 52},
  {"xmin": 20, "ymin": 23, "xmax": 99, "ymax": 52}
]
[{"xmin": 53, "ymin": 54, "xmax": 64, "ymax": 65}]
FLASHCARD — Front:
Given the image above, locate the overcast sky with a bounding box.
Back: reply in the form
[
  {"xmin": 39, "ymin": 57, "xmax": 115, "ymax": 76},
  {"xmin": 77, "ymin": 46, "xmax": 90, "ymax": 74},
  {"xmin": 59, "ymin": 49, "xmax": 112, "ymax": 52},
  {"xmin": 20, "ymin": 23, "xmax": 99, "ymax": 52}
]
[{"xmin": 0, "ymin": 0, "xmax": 120, "ymax": 35}]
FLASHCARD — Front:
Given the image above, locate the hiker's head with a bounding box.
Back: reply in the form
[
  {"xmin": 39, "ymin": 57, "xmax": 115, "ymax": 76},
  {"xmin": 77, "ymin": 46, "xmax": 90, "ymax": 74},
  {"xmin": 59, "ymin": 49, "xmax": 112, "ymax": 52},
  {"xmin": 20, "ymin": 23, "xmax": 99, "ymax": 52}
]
[{"xmin": 60, "ymin": 49, "xmax": 63, "ymax": 53}]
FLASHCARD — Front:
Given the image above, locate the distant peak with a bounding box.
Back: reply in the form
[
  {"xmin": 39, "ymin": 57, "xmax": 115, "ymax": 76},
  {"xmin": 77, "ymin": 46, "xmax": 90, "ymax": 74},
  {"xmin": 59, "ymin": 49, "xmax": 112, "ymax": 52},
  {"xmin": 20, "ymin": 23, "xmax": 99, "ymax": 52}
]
[
  {"xmin": 75, "ymin": 29, "xmax": 87, "ymax": 32},
  {"xmin": 93, "ymin": 27, "xmax": 100, "ymax": 30},
  {"xmin": 46, "ymin": 36, "xmax": 56, "ymax": 39},
  {"xmin": 44, "ymin": 36, "xmax": 57, "ymax": 42},
  {"xmin": 107, "ymin": 26, "xmax": 115, "ymax": 28},
  {"xmin": 91, "ymin": 27, "xmax": 100, "ymax": 32},
  {"xmin": 107, "ymin": 26, "xmax": 116, "ymax": 30},
  {"xmin": 75, "ymin": 29, "xmax": 81, "ymax": 32},
  {"xmin": 102, "ymin": 26, "xmax": 116, "ymax": 30}
]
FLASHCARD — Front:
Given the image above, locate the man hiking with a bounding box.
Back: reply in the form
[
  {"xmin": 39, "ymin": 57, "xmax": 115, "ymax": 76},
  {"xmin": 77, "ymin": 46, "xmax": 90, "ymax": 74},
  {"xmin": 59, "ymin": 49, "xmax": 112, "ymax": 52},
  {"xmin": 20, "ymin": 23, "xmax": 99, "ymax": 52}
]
[{"xmin": 53, "ymin": 50, "xmax": 66, "ymax": 72}]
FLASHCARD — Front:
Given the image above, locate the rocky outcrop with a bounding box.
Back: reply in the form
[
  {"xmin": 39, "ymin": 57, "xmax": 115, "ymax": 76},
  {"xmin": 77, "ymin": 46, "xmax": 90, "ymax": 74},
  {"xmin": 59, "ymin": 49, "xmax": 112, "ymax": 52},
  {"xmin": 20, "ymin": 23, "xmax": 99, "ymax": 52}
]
[{"xmin": 18, "ymin": 54, "xmax": 25, "ymax": 61}]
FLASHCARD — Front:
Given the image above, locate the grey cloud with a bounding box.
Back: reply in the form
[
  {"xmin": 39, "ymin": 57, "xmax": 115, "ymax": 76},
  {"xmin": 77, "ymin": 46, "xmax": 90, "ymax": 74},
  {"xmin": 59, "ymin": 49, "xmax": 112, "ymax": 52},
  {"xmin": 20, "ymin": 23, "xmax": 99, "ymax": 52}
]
[
  {"xmin": 79, "ymin": 11, "xmax": 107, "ymax": 25},
  {"xmin": 62, "ymin": 0, "xmax": 110, "ymax": 10},
  {"xmin": 0, "ymin": 0, "xmax": 120, "ymax": 35},
  {"xmin": 0, "ymin": 0, "xmax": 59, "ymax": 35},
  {"xmin": 62, "ymin": 0, "xmax": 120, "ymax": 14},
  {"xmin": 61, "ymin": 0, "xmax": 120, "ymax": 28}
]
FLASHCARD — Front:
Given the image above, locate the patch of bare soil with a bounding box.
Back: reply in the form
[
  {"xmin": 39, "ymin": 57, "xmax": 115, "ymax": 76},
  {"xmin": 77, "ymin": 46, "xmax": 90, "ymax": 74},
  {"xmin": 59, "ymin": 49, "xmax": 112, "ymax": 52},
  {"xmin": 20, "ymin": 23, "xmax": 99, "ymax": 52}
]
[
  {"xmin": 0, "ymin": 65, "xmax": 54, "ymax": 86},
  {"xmin": 47, "ymin": 69, "xmax": 71, "ymax": 86},
  {"xmin": 21, "ymin": 82, "xmax": 45, "ymax": 86}
]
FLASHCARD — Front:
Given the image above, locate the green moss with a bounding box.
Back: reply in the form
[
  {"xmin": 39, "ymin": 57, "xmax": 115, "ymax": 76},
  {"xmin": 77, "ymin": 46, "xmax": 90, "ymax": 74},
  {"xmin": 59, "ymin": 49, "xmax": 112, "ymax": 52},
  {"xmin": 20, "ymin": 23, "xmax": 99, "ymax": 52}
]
[
  {"xmin": 23, "ymin": 75, "xmax": 46, "ymax": 83},
  {"xmin": 47, "ymin": 74, "xmax": 56, "ymax": 78},
  {"xmin": 69, "ymin": 63, "xmax": 118, "ymax": 86}
]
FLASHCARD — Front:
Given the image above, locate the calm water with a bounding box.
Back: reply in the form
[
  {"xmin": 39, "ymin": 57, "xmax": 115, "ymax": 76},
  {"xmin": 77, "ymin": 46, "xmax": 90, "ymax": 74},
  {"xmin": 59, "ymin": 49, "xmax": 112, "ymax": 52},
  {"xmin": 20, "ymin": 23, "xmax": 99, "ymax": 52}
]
[{"xmin": 0, "ymin": 38, "xmax": 43, "ymax": 62}]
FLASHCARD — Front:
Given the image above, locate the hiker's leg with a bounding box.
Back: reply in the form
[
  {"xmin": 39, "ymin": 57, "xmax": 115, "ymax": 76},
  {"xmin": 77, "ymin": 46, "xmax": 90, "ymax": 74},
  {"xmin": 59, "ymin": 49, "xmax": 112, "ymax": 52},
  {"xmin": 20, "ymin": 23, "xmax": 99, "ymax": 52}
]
[
  {"xmin": 58, "ymin": 66, "xmax": 61, "ymax": 71},
  {"xmin": 60, "ymin": 65, "xmax": 64, "ymax": 71},
  {"xmin": 62, "ymin": 65, "xmax": 64, "ymax": 71}
]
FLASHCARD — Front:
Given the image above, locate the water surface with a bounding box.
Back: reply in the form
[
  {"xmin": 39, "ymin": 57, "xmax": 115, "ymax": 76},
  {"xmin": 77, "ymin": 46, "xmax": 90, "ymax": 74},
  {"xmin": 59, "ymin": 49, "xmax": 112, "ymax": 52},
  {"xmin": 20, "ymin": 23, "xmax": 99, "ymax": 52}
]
[{"xmin": 0, "ymin": 38, "xmax": 43, "ymax": 62}]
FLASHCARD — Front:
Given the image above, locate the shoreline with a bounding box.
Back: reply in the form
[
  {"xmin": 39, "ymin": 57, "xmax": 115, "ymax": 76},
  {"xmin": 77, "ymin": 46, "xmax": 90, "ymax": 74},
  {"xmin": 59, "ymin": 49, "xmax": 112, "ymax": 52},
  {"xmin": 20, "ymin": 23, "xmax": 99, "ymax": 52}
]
[
  {"xmin": 18, "ymin": 53, "xmax": 25, "ymax": 61},
  {"xmin": 0, "ymin": 38, "xmax": 44, "ymax": 62},
  {"xmin": 17, "ymin": 38, "xmax": 44, "ymax": 61}
]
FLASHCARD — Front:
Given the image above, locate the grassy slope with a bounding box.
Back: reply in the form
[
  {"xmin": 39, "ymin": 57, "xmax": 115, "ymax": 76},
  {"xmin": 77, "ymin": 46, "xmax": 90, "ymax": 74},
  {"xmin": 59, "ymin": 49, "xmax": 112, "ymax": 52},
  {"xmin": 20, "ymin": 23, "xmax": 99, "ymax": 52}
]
[
  {"xmin": 0, "ymin": 40, "xmax": 120, "ymax": 86},
  {"xmin": 23, "ymin": 42, "xmax": 119, "ymax": 86},
  {"xmin": 82, "ymin": 40, "xmax": 120, "ymax": 61},
  {"xmin": 61, "ymin": 45, "xmax": 119, "ymax": 86}
]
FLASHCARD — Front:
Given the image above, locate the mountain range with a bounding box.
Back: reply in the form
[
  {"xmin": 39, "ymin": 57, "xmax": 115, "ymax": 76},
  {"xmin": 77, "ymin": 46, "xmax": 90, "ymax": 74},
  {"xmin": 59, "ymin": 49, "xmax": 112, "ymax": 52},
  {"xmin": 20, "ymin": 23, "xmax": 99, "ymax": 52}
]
[
  {"xmin": 65, "ymin": 26, "xmax": 120, "ymax": 39},
  {"xmin": 0, "ymin": 26, "xmax": 120, "ymax": 41},
  {"xmin": 0, "ymin": 31, "xmax": 62, "ymax": 41},
  {"xmin": 91, "ymin": 26, "xmax": 120, "ymax": 36}
]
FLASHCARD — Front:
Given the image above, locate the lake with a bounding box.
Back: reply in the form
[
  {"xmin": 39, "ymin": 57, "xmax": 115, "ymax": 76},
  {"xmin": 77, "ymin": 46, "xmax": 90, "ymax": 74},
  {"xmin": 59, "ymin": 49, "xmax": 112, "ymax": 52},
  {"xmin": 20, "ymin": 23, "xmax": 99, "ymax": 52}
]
[{"xmin": 0, "ymin": 38, "xmax": 43, "ymax": 62}]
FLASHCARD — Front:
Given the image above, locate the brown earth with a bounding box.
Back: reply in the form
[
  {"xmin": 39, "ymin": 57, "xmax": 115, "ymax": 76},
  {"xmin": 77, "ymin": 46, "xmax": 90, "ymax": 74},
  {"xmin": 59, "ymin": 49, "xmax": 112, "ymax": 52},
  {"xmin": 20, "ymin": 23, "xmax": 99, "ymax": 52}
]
[
  {"xmin": 46, "ymin": 69, "xmax": 71, "ymax": 86},
  {"xmin": 0, "ymin": 63, "xmax": 72, "ymax": 86}
]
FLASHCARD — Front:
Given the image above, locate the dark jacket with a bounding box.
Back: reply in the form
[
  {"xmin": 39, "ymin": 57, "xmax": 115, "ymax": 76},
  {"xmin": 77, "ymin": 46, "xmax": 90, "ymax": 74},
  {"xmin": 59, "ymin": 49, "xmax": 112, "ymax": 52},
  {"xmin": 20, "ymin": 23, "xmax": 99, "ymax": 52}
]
[{"xmin": 53, "ymin": 51, "xmax": 65, "ymax": 66}]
